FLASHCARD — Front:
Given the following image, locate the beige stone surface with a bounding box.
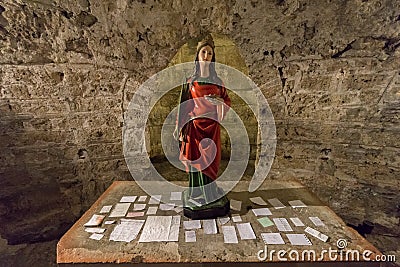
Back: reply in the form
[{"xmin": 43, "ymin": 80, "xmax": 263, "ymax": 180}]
[{"xmin": 57, "ymin": 181, "xmax": 383, "ymax": 264}]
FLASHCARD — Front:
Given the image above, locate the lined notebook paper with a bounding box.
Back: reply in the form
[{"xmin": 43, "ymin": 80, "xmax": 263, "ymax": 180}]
[
  {"xmin": 261, "ymin": 233, "xmax": 285, "ymax": 244},
  {"xmin": 273, "ymin": 218, "xmax": 293, "ymax": 232}
]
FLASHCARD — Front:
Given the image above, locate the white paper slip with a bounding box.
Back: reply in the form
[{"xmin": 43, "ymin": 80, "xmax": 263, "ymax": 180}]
[
  {"xmin": 286, "ymin": 234, "xmax": 312, "ymax": 246},
  {"xmin": 185, "ymin": 230, "xmax": 197, "ymax": 242},
  {"xmin": 109, "ymin": 203, "xmax": 131, "ymax": 217},
  {"xmin": 305, "ymin": 227, "xmax": 329, "ymax": 242},
  {"xmin": 252, "ymin": 207, "xmax": 272, "ymax": 216},
  {"xmin": 183, "ymin": 220, "xmax": 202, "ymax": 230},
  {"xmin": 138, "ymin": 195, "xmax": 148, "ymax": 202},
  {"xmin": 138, "ymin": 216, "xmax": 173, "ymax": 242},
  {"xmin": 99, "ymin": 205, "xmax": 113, "ymax": 213},
  {"xmin": 288, "ymin": 200, "xmax": 307, "ymax": 208},
  {"xmin": 231, "ymin": 214, "xmax": 242, "ymax": 223},
  {"xmin": 268, "ymin": 198, "xmax": 286, "ymax": 209},
  {"xmin": 170, "ymin": 191, "xmax": 182, "ymax": 201},
  {"xmin": 309, "ymin": 216, "xmax": 325, "ymax": 226},
  {"xmin": 249, "ymin": 197, "xmax": 268, "ymax": 206},
  {"xmin": 89, "ymin": 233, "xmax": 104, "ymax": 240},
  {"xmin": 110, "ymin": 219, "xmax": 145, "ymax": 242},
  {"xmin": 85, "ymin": 227, "xmax": 106, "ymax": 233},
  {"xmin": 290, "ymin": 217, "xmax": 305, "ymax": 227},
  {"xmin": 261, "ymin": 233, "xmax": 285, "ymax": 245},
  {"xmin": 174, "ymin": 206, "xmax": 183, "ymax": 214},
  {"xmin": 273, "ymin": 218, "xmax": 293, "ymax": 232},
  {"xmin": 127, "ymin": 211, "xmax": 145, "ymax": 217},
  {"xmin": 120, "ymin": 218, "xmax": 141, "ymax": 223},
  {"xmin": 203, "ymin": 219, "xmax": 217, "ymax": 234},
  {"xmin": 236, "ymin": 223, "xmax": 256, "ymax": 240},
  {"xmin": 218, "ymin": 217, "xmax": 230, "ymax": 225},
  {"xmin": 222, "ymin": 226, "xmax": 238, "ymax": 243},
  {"xmin": 120, "ymin": 196, "xmax": 137, "ymax": 203},
  {"xmin": 168, "ymin": 215, "xmax": 181, "ymax": 242},
  {"xmin": 104, "ymin": 220, "xmax": 115, "ymax": 225},
  {"xmin": 149, "ymin": 195, "xmax": 162, "ymax": 204},
  {"xmin": 160, "ymin": 203, "xmax": 175, "ymax": 210},
  {"xmin": 84, "ymin": 214, "xmax": 105, "ymax": 227},
  {"xmin": 230, "ymin": 199, "xmax": 242, "ymax": 211},
  {"xmin": 133, "ymin": 204, "xmax": 146, "ymax": 211},
  {"xmin": 146, "ymin": 206, "xmax": 158, "ymax": 215}
]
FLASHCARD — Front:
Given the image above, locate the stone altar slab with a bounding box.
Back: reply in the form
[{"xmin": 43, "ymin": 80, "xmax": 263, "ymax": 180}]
[{"xmin": 57, "ymin": 180, "xmax": 385, "ymax": 266}]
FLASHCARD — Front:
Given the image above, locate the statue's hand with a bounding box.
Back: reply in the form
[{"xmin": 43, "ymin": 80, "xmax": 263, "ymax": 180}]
[{"xmin": 205, "ymin": 94, "xmax": 223, "ymax": 105}]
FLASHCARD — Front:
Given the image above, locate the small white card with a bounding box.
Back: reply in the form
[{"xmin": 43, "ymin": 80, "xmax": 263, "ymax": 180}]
[
  {"xmin": 218, "ymin": 217, "xmax": 230, "ymax": 225},
  {"xmin": 127, "ymin": 211, "xmax": 145, "ymax": 217},
  {"xmin": 89, "ymin": 233, "xmax": 104, "ymax": 240},
  {"xmin": 249, "ymin": 197, "xmax": 268, "ymax": 206},
  {"xmin": 230, "ymin": 199, "xmax": 242, "ymax": 211},
  {"xmin": 84, "ymin": 214, "xmax": 105, "ymax": 227},
  {"xmin": 290, "ymin": 217, "xmax": 305, "ymax": 227},
  {"xmin": 137, "ymin": 196, "xmax": 148, "ymax": 202},
  {"xmin": 309, "ymin": 216, "xmax": 325, "ymax": 226},
  {"xmin": 120, "ymin": 196, "xmax": 137, "ymax": 203},
  {"xmin": 99, "ymin": 205, "xmax": 113, "ymax": 213},
  {"xmin": 261, "ymin": 233, "xmax": 285, "ymax": 244},
  {"xmin": 160, "ymin": 203, "xmax": 175, "ymax": 210},
  {"xmin": 203, "ymin": 219, "xmax": 218, "ymax": 234},
  {"xmin": 146, "ymin": 206, "xmax": 158, "ymax": 215},
  {"xmin": 252, "ymin": 208, "xmax": 272, "ymax": 216},
  {"xmin": 222, "ymin": 226, "xmax": 238, "ymax": 243},
  {"xmin": 183, "ymin": 220, "xmax": 202, "ymax": 230},
  {"xmin": 231, "ymin": 214, "xmax": 242, "ymax": 223},
  {"xmin": 104, "ymin": 220, "xmax": 115, "ymax": 225},
  {"xmin": 185, "ymin": 230, "xmax": 196, "ymax": 242},
  {"xmin": 304, "ymin": 226, "xmax": 329, "ymax": 242},
  {"xmin": 133, "ymin": 204, "xmax": 146, "ymax": 211},
  {"xmin": 174, "ymin": 206, "xmax": 183, "ymax": 214},
  {"xmin": 273, "ymin": 218, "xmax": 293, "ymax": 232},
  {"xmin": 288, "ymin": 200, "xmax": 307, "ymax": 208},
  {"xmin": 268, "ymin": 198, "xmax": 286, "ymax": 209},
  {"xmin": 236, "ymin": 223, "xmax": 256, "ymax": 240},
  {"xmin": 149, "ymin": 195, "xmax": 162, "ymax": 204},
  {"xmin": 286, "ymin": 234, "xmax": 312, "ymax": 246},
  {"xmin": 109, "ymin": 203, "xmax": 131, "ymax": 217},
  {"xmin": 85, "ymin": 227, "xmax": 106, "ymax": 233},
  {"xmin": 170, "ymin": 192, "xmax": 182, "ymax": 201}
]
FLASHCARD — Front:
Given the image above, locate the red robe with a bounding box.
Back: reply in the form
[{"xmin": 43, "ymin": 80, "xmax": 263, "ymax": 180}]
[{"xmin": 178, "ymin": 78, "xmax": 231, "ymax": 180}]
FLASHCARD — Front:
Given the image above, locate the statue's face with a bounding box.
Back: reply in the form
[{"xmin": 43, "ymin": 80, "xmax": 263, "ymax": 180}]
[{"xmin": 198, "ymin": 45, "xmax": 213, "ymax": 62}]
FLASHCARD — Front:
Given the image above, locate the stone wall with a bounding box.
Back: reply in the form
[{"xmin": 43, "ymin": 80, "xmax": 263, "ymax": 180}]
[{"xmin": 0, "ymin": 0, "xmax": 398, "ymax": 259}]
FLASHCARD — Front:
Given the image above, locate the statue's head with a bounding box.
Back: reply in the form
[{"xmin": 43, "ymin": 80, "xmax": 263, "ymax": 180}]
[{"xmin": 195, "ymin": 34, "xmax": 216, "ymax": 63}]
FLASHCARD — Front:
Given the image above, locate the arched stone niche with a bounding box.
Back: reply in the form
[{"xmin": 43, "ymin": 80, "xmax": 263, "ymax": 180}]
[{"xmin": 147, "ymin": 33, "xmax": 258, "ymax": 177}]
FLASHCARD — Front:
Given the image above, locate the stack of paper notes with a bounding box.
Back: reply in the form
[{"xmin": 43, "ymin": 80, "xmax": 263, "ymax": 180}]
[{"xmin": 82, "ymin": 194, "xmax": 330, "ymax": 246}]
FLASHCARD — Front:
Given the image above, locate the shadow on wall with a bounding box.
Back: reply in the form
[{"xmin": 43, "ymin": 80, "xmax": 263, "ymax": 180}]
[{"xmin": 0, "ymin": 104, "xmax": 77, "ymax": 244}]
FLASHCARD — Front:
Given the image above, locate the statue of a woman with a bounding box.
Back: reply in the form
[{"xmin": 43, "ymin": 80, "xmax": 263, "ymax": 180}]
[{"xmin": 174, "ymin": 34, "xmax": 231, "ymax": 218}]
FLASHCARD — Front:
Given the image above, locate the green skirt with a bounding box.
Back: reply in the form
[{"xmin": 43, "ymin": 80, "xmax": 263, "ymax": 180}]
[{"xmin": 188, "ymin": 166, "xmax": 222, "ymax": 203}]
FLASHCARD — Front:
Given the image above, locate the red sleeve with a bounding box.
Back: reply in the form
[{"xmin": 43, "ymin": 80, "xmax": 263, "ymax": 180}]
[{"xmin": 220, "ymin": 83, "xmax": 231, "ymax": 110}]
